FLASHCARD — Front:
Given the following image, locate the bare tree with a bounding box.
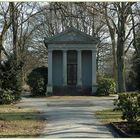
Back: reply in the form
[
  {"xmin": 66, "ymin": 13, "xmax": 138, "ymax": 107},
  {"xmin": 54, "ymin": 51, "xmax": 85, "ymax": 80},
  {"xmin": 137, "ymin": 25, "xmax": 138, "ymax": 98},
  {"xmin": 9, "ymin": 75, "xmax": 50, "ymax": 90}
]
[{"xmin": 0, "ymin": 2, "xmax": 12, "ymax": 62}]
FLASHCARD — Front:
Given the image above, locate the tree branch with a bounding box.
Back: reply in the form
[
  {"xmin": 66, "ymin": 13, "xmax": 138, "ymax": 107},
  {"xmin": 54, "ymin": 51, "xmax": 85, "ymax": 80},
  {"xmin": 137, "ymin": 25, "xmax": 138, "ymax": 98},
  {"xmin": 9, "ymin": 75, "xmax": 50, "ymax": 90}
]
[{"xmin": 124, "ymin": 39, "xmax": 134, "ymax": 54}]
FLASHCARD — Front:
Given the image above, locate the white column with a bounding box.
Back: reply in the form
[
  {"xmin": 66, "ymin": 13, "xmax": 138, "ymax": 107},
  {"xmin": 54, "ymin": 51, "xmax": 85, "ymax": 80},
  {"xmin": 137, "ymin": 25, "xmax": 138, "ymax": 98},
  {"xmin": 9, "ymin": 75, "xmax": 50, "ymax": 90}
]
[
  {"xmin": 47, "ymin": 50, "xmax": 53, "ymax": 93},
  {"xmin": 92, "ymin": 50, "xmax": 97, "ymax": 93},
  {"xmin": 63, "ymin": 50, "xmax": 67, "ymax": 86},
  {"xmin": 77, "ymin": 50, "xmax": 82, "ymax": 86}
]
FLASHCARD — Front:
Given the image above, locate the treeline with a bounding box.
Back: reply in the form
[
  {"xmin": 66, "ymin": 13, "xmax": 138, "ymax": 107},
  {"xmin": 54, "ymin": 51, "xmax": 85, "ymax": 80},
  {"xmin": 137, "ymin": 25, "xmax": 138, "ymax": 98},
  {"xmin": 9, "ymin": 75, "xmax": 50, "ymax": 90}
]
[{"xmin": 0, "ymin": 2, "xmax": 140, "ymax": 102}]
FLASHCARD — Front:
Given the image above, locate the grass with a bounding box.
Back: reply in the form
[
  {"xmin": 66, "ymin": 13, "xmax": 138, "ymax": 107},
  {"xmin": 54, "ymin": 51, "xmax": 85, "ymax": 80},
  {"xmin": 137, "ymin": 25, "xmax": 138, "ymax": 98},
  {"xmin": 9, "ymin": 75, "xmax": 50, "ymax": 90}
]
[
  {"xmin": 96, "ymin": 109, "xmax": 123, "ymax": 124},
  {"xmin": 0, "ymin": 104, "xmax": 46, "ymax": 138},
  {"xmin": 96, "ymin": 109, "xmax": 140, "ymax": 137}
]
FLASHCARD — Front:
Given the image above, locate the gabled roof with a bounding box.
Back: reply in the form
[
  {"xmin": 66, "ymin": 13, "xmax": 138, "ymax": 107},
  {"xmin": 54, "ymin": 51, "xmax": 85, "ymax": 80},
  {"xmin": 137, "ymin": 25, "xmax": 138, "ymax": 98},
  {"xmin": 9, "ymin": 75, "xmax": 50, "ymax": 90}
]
[{"xmin": 44, "ymin": 27, "xmax": 98, "ymax": 45}]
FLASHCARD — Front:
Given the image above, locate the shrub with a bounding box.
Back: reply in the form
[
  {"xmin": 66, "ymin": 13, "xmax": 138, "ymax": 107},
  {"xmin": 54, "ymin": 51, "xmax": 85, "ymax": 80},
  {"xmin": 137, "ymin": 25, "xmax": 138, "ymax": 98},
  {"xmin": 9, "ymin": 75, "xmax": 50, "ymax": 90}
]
[
  {"xmin": 27, "ymin": 66, "xmax": 48, "ymax": 96},
  {"xmin": 114, "ymin": 92, "xmax": 140, "ymax": 122},
  {"xmin": 0, "ymin": 89, "xmax": 15, "ymax": 104},
  {"xmin": 1, "ymin": 55, "xmax": 23, "ymax": 103},
  {"xmin": 96, "ymin": 75, "xmax": 116, "ymax": 96}
]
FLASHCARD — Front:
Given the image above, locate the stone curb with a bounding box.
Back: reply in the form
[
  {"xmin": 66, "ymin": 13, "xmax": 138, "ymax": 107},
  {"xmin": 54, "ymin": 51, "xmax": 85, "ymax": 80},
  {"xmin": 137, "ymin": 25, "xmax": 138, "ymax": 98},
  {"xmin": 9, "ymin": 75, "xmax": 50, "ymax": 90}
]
[{"xmin": 110, "ymin": 122, "xmax": 132, "ymax": 138}]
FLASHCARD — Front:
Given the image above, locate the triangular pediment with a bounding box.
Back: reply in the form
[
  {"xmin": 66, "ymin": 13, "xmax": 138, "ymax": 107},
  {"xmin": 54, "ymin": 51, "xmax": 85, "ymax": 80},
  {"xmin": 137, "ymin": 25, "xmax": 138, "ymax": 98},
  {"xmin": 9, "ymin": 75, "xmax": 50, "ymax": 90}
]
[{"xmin": 44, "ymin": 27, "xmax": 98, "ymax": 44}]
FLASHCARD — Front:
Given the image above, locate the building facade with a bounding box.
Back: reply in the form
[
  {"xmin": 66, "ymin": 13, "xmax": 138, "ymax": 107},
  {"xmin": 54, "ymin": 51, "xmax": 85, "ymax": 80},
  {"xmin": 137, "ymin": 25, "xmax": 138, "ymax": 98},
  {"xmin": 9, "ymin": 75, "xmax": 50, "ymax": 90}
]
[{"xmin": 44, "ymin": 27, "xmax": 98, "ymax": 95}]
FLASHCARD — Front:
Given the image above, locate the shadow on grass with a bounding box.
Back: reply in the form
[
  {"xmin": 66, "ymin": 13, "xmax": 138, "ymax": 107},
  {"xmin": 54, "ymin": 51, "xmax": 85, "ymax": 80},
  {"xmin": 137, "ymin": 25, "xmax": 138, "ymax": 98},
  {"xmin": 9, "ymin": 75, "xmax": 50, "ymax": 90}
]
[
  {"xmin": 0, "ymin": 134, "xmax": 40, "ymax": 138},
  {"xmin": 0, "ymin": 112, "xmax": 45, "ymax": 121}
]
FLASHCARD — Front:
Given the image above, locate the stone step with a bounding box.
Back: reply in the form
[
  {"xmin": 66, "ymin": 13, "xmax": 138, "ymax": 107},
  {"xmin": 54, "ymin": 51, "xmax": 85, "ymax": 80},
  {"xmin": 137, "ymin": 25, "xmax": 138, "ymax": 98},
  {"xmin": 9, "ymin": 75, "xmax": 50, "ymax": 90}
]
[{"xmin": 53, "ymin": 86, "xmax": 92, "ymax": 96}]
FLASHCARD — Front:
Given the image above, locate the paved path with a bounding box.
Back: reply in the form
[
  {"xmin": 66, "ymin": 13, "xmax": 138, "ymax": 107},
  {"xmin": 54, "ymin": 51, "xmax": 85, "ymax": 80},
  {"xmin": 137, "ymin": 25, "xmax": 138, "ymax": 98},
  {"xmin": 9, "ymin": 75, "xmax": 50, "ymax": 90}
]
[{"xmin": 16, "ymin": 96, "xmax": 118, "ymax": 138}]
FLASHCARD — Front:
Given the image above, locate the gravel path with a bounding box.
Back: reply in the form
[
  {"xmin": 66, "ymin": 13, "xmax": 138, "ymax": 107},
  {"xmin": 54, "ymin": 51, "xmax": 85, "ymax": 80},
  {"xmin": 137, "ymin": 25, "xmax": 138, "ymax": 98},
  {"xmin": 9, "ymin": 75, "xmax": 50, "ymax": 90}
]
[{"xmin": 16, "ymin": 95, "xmax": 118, "ymax": 138}]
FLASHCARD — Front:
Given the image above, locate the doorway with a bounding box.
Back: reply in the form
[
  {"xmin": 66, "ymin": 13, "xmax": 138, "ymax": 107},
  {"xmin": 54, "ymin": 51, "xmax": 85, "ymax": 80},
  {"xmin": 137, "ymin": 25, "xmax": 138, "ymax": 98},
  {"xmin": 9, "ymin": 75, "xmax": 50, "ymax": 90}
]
[{"xmin": 67, "ymin": 51, "xmax": 77, "ymax": 86}]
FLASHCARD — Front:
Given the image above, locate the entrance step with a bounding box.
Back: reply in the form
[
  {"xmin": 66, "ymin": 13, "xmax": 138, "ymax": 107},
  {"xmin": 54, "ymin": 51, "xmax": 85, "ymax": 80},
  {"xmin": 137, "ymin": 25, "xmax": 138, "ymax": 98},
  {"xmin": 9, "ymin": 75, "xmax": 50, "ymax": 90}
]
[{"xmin": 53, "ymin": 86, "xmax": 92, "ymax": 96}]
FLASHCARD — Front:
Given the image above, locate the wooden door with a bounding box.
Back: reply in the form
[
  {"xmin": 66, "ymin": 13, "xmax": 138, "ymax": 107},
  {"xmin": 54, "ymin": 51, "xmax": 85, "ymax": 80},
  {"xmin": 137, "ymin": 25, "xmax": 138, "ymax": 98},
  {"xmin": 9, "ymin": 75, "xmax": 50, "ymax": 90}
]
[{"xmin": 67, "ymin": 64, "xmax": 77, "ymax": 85}]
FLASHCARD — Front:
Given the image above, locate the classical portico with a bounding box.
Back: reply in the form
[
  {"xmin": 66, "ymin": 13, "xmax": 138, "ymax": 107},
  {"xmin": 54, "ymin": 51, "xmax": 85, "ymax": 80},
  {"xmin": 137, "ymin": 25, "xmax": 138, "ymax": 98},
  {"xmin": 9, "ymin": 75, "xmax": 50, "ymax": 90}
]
[{"xmin": 44, "ymin": 27, "xmax": 98, "ymax": 95}]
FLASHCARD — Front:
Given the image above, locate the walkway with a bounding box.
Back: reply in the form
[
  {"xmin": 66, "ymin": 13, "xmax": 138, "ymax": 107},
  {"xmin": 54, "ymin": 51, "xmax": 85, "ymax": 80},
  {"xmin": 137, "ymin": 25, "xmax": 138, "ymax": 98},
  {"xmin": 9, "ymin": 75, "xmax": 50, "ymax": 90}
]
[{"xmin": 16, "ymin": 95, "xmax": 118, "ymax": 138}]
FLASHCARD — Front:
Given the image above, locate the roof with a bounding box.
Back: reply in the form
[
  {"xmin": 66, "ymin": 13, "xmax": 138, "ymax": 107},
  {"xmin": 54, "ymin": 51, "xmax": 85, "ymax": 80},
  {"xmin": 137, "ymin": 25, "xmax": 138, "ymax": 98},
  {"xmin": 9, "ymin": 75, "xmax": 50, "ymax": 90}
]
[{"xmin": 44, "ymin": 27, "xmax": 99, "ymax": 45}]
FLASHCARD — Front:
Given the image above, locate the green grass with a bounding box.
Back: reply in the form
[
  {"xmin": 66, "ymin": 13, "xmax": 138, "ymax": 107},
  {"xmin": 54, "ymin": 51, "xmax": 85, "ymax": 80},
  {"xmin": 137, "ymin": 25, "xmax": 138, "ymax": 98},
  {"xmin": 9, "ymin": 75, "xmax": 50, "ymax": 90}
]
[
  {"xmin": 96, "ymin": 109, "xmax": 123, "ymax": 124},
  {"xmin": 0, "ymin": 105, "xmax": 46, "ymax": 138}
]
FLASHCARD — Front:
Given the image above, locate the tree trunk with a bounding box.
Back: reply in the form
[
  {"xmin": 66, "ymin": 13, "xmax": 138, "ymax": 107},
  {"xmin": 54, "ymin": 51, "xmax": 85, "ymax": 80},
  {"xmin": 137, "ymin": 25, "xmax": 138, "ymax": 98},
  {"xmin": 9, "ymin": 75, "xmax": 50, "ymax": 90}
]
[
  {"xmin": 111, "ymin": 31, "xmax": 118, "ymax": 92},
  {"xmin": 117, "ymin": 40, "xmax": 126, "ymax": 92},
  {"xmin": 0, "ymin": 36, "xmax": 2, "ymax": 89},
  {"xmin": 0, "ymin": 35, "xmax": 2, "ymax": 63},
  {"xmin": 116, "ymin": 12, "xmax": 126, "ymax": 92},
  {"xmin": 131, "ymin": 12, "xmax": 139, "ymax": 55},
  {"xmin": 10, "ymin": 2, "xmax": 18, "ymax": 62}
]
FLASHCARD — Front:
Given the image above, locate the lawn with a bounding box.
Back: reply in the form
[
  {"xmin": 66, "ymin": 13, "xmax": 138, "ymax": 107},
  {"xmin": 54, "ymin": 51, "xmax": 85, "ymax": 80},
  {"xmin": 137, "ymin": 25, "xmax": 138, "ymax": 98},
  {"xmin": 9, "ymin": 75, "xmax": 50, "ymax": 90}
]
[
  {"xmin": 96, "ymin": 109, "xmax": 140, "ymax": 137},
  {"xmin": 96, "ymin": 109, "xmax": 123, "ymax": 124},
  {"xmin": 0, "ymin": 105, "xmax": 46, "ymax": 138}
]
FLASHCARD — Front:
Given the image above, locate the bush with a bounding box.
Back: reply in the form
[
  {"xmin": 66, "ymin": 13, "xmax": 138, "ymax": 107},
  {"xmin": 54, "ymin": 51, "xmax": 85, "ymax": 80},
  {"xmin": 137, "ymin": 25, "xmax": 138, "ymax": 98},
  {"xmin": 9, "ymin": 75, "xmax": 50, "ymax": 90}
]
[
  {"xmin": 96, "ymin": 75, "xmax": 116, "ymax": 96},
  {"xmin": 114, "ymin": 92, "xmax": 140, "ymax": 122},
  {"xmin": 0, "ymin": 55, "xmax": 23, "ymax": 103},
  {"xmin": 27, "ymin": 66, "xmax": 48, "ymax": 96},
  {"xmin": 0, "ymin": 89, "xmax": 15, "ymax": 104}
]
